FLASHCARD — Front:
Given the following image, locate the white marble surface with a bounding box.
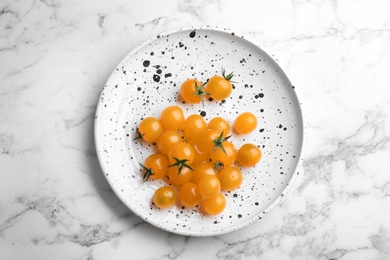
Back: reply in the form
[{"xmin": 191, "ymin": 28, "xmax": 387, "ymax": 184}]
[{"xmin": 1, "ymin": 0, "xmax": 390, "ymax": 259}]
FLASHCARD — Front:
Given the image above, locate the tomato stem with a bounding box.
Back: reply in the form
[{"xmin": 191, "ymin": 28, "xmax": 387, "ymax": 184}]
[
  {"xmin": 133, "ymin": 128, "xmax": 145, "ymax": 146},
  {"xmin": 139, "ymin": 163, "xmax": 154, "ymax": 181},
  {"xmin": 212, "ymin": 131, "xmax": 230, "ymax": 155},
  {"xmin": 169, "ymin": 157, "xmax": 193, "ymax": 176},
  {"xmin": 194, "ymin": 81, "xmax": 210, "ymax": 106},
  {"xmin": 221, "ymin": 68, "xmax": 234, "ymax": 81}
]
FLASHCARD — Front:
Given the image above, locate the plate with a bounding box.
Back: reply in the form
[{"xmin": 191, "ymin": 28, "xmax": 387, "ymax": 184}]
[{"xmin": 94, "ymin": 26, "xmax": 303, "ymax": 236}]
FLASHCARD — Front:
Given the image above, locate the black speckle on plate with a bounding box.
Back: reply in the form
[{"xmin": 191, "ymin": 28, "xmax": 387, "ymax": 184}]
[{"xmin": 143, "ymin": 60, "xmax": 150, "ymax": 67}]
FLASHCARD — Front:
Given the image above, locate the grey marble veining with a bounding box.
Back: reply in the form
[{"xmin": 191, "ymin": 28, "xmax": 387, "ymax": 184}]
[{"xmin": 1, "ymin": 0, "xmax": 390, "ymax": 259}]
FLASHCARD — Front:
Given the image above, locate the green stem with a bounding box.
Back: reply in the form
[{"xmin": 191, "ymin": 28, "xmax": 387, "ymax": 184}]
[{"xmin": 168, "ymin": 157, "xmax": 193, "ymax": 175}]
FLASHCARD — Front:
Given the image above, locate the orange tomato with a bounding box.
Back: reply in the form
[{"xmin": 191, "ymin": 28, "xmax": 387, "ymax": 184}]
[
  {"xmin": 198, "ymin": 175, "xmax": 221, "ymax": 198},
  {"xmin": 184, "ymin": 114, "xmax": 207, "ymax": 140},
  {"xmin": 180, "ymin": 78, "xmax": 208, "ymax": 104},
  {"xmin": 237, "ymin": 143, "xmax": 262, "ymax": 167},
  {"xmin": 161, "ymin": 106, "xmax": 185, "ymax": 130},
  {"xmin": 210, "ymin": 141, "xmax": 237, "ymax": 167},
  {"xmin": 138, "ymin": 117, "xmax": 163, "ymax": 143},
  {"xmin": 197, "ymin": 129, "xmax": 220, "ymax": 153},
  {"xmin": 167, "ymin": 166, "xmax": 193, "ymax": 186},
  {"xmin": 202, "ymin": 193, "xmax": 226, "ymax": 215},
  {"xmin": 206, "ymin": 69, "xmax": 233, "ymax": 101},
  {"xmin": 168, "ymin": 142, "xmax": 195, "ymax": 164},
  {"xmin": 234, "ymin": 112, "xmax": 257, "ymax": 134},
  {"xmin": 157, "ymin": 131, "xmax": 182, "ymax": 155},
  {"xmin": 188, "ymin": 139, "xmax": 209, "ymax": 165},
  {"xmin": 192, "ymin": 162, "xmax": 217, "ymax": 184},
  {"xmin": 178, "ymin": 183, "xmax": 202, "ymax": 208},
  {"xmin": 208, "ymin": 117, "xmax": 230, "ymax": 137},
  {"xmin": 142, "ymin": 153, "xmax": 169, "ymax": 180},
  {"xmin": 153, "ymin": 186, "xmax": 177, "ymax": 209},
  {"xmin": 217, "ymin": 166, "xmax": 243, "ymax": 191}
]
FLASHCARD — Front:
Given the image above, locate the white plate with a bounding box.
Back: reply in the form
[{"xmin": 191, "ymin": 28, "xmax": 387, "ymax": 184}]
[{"xmin": 95, "ymin": 26, "xmax": 304, "ymax": 236}]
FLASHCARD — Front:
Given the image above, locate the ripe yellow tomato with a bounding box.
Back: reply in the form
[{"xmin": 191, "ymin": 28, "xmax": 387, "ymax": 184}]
[
  {"xmin": 161, "ymin": 106, "xmax": 185, "ymax": 130},
  {"xmin": 237, "ymin": 143, "xmax": 262, "ymax": 167},
  {"xmin": 192, "ymin": 162, "xmax": 217, "ymax": 184},
  {"xmin": 206, "ymin": 70, "xmax": 233, "ymax": 101},
  {"xmin": 210, "ymin": 141, "xmax": 237, "ymax": 167},
  {"xmin": 138, "ymin": 117, "xmax": 163, "ymax": 143},
  {"xmin": 184, "ymin": 114, "xmax": 207, "ymax": 140},
  {"xmin": 208, "ymin": 117, "xmax": 230, "ymax": 138},
  {"xmin": 167, "ymin": 166, "xmax": 193, "ymax": 186},
  {"xmin": 188, "ymin": 139, "xmax": 209, "ymax": 165},
  {"xmin": 198, "ymin": 175, "xmax": 221, "ymax": 198},
  {"xmin": 202, "ymin": 193, "xmax": 226, "ymax": 215},
  {"xmin": 217, "ymin": 166, "xmax": 243, "ymax": 191},
  {"xmin": 180, "ymin": 78, "xmax": 208, "ymax": 104},
  {"xmin": 157, "ymin": 131, "xmax": 182, "ymax": 155},
  {"xmin": 197, "ymin": 129, "xmax": 220, "ymax": 153},
  {"xmin": 234, "ymin": 112, "xmax": 257, "ymax": 134},
  {"xmin": 178, "ymin": 183, "xmax": 202, "ymax": 208},
  {"xmin": 153, "ymin": 186, "xmax": 177, "ymax": 209},
  {"xmin": 168, "ymin": 142, "xmax": 195, "ymax": 164},
  {"xmin": 143, "ymin": 153, "xmax": 169, "ymax": 180}
]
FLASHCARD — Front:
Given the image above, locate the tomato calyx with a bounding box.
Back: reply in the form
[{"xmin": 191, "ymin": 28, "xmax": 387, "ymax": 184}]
[
  {"xmin": 214, "ymin": 161, "xmax": 224, "ymax": 172},
  {"xmin": 194, "ymin": 81, "xmax": 210, "ymax": 106},
  {"xmin": 169, "ymin": 157, "xmax": 193, "ymax": 175},
  {"xmin": 139, "ymin": 163, "xmax": 154, "ymax": 182},
  {"xmin": 221, "ymin": 68, "xmax": 234, "ymax": 82},
  {"xmin": 133, "ymin": 128, "xmax": 145, "ymax": 146},
  {"xmin": 212, "ymin": 131, "xmax": 231, "ymax": 155}
]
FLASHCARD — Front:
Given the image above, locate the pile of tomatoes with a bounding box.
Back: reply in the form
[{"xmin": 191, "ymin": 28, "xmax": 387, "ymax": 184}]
[{"xmin": 134, "ymin": 70, "xmax": 262, "ymax": 215}]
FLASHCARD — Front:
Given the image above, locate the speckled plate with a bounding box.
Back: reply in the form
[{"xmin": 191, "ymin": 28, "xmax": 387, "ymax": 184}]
[{"xmin": 94, "ymin": 26, "xmax": 303, "ymax": 236}]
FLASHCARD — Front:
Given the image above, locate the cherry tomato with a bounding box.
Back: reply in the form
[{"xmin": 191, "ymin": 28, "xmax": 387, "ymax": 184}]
[
  {"xmin": 178, "ymin": 183, "xmax": 202, "ymax": 208},
  {"xmin": 138, "ymin": 117, "xmax": 163, "ymax": 143},
  {"xmin": 206, "ymin": 69, "xmax": 233, "ymax": 101},
  {"xmin": 192, "ymin": 162, "xmax": 217, "ymax": 184},
  {"xmin": 208, "ymin": 117, "xmax": 230, "ymax": 138},
  {"xmin": 153, "ymin": 186, "xmax": 177, "ymax": 209},
  {"xmin": 184, "ymin": 114, "xmax": 207, "ymax": 140},
  {"xmin": 197, "ymin": 129, "xmax": 220, "ymax": 153},
  {"xmin": 168, "ymin": 142, "xmax": 195, "ymax": 164},
  {"xmin": 142, "ymin": 153, "xmax": 169, "ymax": 180},
  {"xmin": 167, "ymin": 166, "xmax": 193, "ymax": 186},
  {"xmin": 198, "ymin": 175, "xmax": 221, "ymax": 198},
  {"xmin": 237, "ymin": 143, "xmax": 262, "ymax": 167},
  {"xmin": 157, "ymin": 131, "xmax": 182, "ymax": 155},
  {"xmin": 202, "ymin": 193, "xmax": 226, "ymax": 215},
  {"xmin": 217, "ymin": 166, "xmax": 243, "ymax": 191},
  {"xmin": 210, "ymin": 141, "xmax": 237, "ymax": 167},
  {"xmin": 180, "ymin": 79, "xmax": 208, "ymax": 104},
  {"xmin": 161, "ymin": 106, "xmax": 185, "ymax": 130},
  {"xmin": 234, "ymin": 112, "xmax": 257, "ymax": 134},
  {"xmin": 188, "ymin": 139, "xmax": 208, "ymax": 165}
]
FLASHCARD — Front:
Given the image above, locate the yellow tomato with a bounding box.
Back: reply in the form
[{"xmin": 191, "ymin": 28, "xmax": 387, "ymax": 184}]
[
  {"xmin": 234, "ymin": 112, "xmax": 257, "ymax": 134},
  {"xmin": 210, "ymin": 141, "xmax": 237, "ymax": 167},
  {"xmin": 153, "ymin": 186, "xmax": 177, "ymax": 209},
  {"xmin": 138, "ymin": 117, "xmax": 163, "ymax": 143},
  {"xmin": 237, "ymin": 143, "xmax": 262, "ymax": 167},
  {"xmin": 157, "ymin": 131, "xmax": 182, "ymax": 155},
  {"xmin": 178, "ymin": 183, "xmax": 202, "ymax": 208},
  {"xmin": 184, "ymin": 114, "xmax": 207, "ymax": 140},
  {"xmin": 202, "ymin": 193, "xmax": 226, "ymax": 215},
  {"xmin": 217, "ymin": 166, "xmax": 243, "ymax": 191},
  {"xmin": 198, "ymin": 175, "xmax": 221, "ymax": 198},
  {"xmin": 208, "ymin": 117, "xmax": 230, "ymax": 137},
  {"xmin": 161, "ymin": 106, "xmax": 185, "ymax": 130}
]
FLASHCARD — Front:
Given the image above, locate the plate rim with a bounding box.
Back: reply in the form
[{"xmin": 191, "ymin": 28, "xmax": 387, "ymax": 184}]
[{"xmin": 94, "ymin": 25, "xmax": 305, "ymax": 236}]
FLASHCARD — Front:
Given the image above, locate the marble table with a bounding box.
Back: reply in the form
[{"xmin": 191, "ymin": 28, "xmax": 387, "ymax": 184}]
[{"xmin": 1, "ymin": 0, "xmax": 390, "ymax": 259}]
